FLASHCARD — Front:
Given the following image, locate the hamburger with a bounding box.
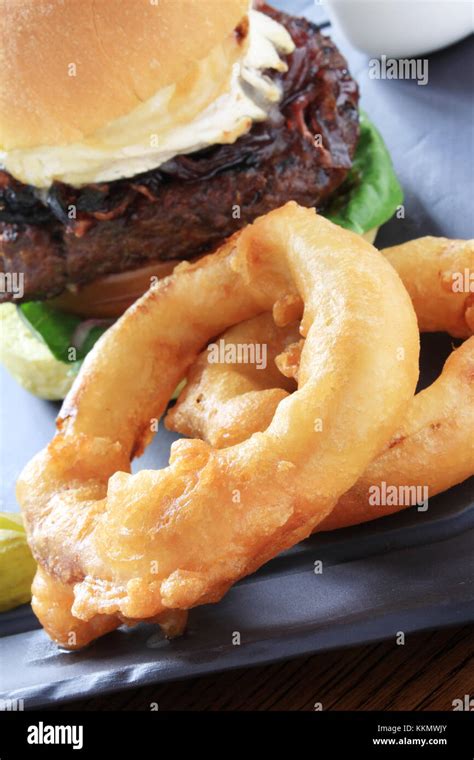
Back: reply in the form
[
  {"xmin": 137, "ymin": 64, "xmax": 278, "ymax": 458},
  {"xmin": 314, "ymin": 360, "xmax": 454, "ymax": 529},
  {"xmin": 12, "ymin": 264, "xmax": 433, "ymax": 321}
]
[{"xmin": 0, "ymin": 0, "xmax": 402, "ymax": 399}]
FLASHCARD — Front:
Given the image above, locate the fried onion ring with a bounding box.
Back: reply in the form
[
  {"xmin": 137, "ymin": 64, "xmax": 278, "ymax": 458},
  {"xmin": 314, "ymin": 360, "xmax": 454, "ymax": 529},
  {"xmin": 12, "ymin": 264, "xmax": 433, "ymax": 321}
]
[
  {"xmin": 166, "ymin": 313, "xmax": 297, "ymax": 448},
  {"xmin": 167, "ymin": 235, "xmax": 473, "ymax": 530},
  {"xmin": 18, "ymin": 203, "xmax": 419, "ymax": 648},
  {"xmin": 383, "ymin": 237, "xmax": 474, "ymax": 339},
  {"xmin": 320, "ymin": 337, "xmax": 474, "ymax": 530}
]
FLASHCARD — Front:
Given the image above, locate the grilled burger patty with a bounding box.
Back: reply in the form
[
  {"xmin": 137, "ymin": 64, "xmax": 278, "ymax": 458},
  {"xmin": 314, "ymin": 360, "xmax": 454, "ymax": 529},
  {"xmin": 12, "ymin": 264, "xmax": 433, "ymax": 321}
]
[{"xmin": 0, "ymin": 5, "xmax": 359, "ymax": 303}]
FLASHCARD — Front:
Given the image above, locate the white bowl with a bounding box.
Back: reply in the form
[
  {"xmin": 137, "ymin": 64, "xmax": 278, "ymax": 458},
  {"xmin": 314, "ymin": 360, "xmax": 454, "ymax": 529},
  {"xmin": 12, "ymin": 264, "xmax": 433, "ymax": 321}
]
[{"xmin": 326, "ymin": 0, "xmax": 474, "ymax": 58}]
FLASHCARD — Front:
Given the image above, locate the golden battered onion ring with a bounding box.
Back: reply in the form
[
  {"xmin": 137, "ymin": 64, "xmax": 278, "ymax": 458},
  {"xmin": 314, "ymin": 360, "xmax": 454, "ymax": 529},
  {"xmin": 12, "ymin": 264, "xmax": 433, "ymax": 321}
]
[
  {"xmin": 320, "ymin": 337, "xmax": 474, "ymax": 530},
  {"xmin": 169, "ymin": 324, "xmax": 473, "ymax": 530},
  {"xmin": 18, "ymin": 203, "xmax": 419, "ymax": 648},
  {"xmin": 168, "ymin": 234, "xmax": 473, "ymax": 530},
  {"xmin": 166, "ymin": 312, "xmax": 297, "ymax": 448},
  {"xmin": 168, "ymin": 235, "xmax": 473, "ymax": 447},
  {"xmin": 31, "ymin": 566, "xmax": 189, "ymax": 649},
  {"xmin": 383, "ymin": 237, "xmax": 474, "ymax": 339}
]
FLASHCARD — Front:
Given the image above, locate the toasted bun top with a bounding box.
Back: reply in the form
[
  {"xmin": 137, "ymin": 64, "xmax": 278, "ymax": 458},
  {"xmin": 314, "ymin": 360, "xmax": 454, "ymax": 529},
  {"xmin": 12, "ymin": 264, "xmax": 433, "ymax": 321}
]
[{"xmin": 0, "ymin": 0, "xmax": 250, "ymax": 151}]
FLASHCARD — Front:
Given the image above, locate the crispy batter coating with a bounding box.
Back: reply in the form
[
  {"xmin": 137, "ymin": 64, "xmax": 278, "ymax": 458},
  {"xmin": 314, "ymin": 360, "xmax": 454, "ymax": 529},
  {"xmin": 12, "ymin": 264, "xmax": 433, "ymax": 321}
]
[
  {"xmin": 166, "ymin": 313, "xmax": 298, "ymax": 447},
  {"xmin": 383, "ymin": 237, "xmax": 474, "ymax": 338},
  {"xmin": 321, "ymin": 337, "xmax": 474, "ymax": 529},
  {"xmin": 17, "ymin": 203, "xmax": 419, "ymax": 647},
  {"xmin": 169, "ymin": 235, "xmax": 473, "ymax": 530}
]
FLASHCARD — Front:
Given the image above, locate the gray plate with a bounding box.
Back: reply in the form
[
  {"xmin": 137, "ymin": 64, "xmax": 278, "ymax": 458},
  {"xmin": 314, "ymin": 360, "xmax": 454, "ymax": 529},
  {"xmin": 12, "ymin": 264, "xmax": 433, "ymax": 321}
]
[{"xmin": 0, "ymin": 1, "xmax": 473, "ymax": 708}]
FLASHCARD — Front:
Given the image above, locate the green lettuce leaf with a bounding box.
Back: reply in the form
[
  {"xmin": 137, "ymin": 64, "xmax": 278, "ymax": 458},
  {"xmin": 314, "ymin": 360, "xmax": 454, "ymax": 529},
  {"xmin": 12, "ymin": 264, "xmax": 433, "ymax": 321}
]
[
  {"xmin": 19, "ymin": 302, "xmax": 109, "ymax": 364},
  {"xmin": 323, "ymin": 111, "xmax": 403, "ymax": 234}
]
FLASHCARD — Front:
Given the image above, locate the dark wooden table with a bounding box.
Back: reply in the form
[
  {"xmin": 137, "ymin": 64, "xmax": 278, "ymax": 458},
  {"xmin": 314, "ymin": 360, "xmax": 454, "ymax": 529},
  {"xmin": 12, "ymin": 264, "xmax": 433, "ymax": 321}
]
[{"xmin": 58, "ymin": 625, "xmax": 473, "ymax": 711}]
